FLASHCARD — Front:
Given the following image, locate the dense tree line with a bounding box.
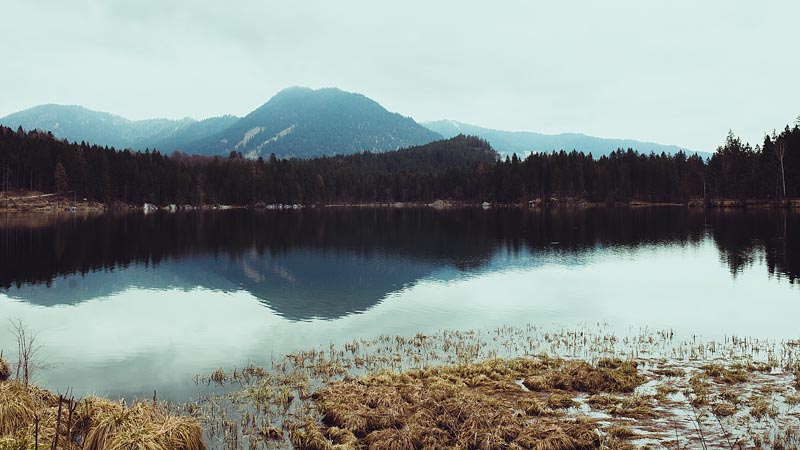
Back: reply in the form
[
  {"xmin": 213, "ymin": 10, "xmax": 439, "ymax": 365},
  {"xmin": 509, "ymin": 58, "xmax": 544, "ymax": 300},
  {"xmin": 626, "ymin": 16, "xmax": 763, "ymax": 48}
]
[{"xmin": 1, "ymin": 123, "xmax": 798, "ymax": 205}]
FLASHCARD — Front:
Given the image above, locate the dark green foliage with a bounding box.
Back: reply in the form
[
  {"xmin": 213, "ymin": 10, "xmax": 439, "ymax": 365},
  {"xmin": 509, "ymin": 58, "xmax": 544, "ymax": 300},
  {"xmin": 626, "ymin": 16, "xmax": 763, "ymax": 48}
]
[{"xmin": 1, "ymin": 123, "xmax": 798, "ymax": 206}]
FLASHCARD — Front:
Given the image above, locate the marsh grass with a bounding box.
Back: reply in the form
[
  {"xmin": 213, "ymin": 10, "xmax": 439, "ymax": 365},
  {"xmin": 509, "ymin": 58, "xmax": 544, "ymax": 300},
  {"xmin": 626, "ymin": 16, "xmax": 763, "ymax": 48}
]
[
  {"xmin": 701, "ymin": 364, "xmax": 749, "ymax": 383},
  {"xmin": 7, "ymin": 323, "xmax": 800, "ymax": 450},
  {"xmin": 0, "ymin": 380, "xmax": 204, "ymax": 450},
  {"xmin": 710, "ymin": 402, "xmax": 737, "ymax": 417},
  {"xmin": 188, "ymin": 325, "xmax": 800, "ymax": 450},
  {"xmin": 749, "ymin": 395, "xmax": 779, "ymax": 420},
  {"xmin": 522, "ymin": 358, "xmax": 644, "ymax": 394},
  {"xmin": 0, "ymin": 356, "xmax": 11, "ymax": 382}
]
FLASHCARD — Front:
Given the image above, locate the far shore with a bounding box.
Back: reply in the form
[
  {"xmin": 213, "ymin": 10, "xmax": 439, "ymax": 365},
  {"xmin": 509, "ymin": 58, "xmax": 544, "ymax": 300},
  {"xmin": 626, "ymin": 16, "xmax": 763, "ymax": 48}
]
[{"xmin": 2, "ymin": 189, "xmax": 800, "ymax": 214}]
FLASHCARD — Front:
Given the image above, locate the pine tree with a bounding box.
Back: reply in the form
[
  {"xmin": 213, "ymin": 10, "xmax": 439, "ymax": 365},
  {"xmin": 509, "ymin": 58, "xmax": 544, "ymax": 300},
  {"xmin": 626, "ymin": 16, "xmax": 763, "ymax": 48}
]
[{"xmin": 54, "ymin": 162, "xmax": 69, "ymax": 193}]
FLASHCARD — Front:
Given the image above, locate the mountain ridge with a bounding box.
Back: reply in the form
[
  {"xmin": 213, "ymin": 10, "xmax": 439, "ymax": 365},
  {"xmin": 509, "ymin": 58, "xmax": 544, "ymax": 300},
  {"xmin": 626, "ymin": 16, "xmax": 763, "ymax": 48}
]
[
  {"xmin": 0, "ymin": 104, "xmax": 234, "ymax": 151},
  {"xmin": 423, "ymin": 119, "xmax": 710, "ymax": 158},
  {"xmin": 0, "ymin": 89, "xmax": 708, "ymax": 159}
]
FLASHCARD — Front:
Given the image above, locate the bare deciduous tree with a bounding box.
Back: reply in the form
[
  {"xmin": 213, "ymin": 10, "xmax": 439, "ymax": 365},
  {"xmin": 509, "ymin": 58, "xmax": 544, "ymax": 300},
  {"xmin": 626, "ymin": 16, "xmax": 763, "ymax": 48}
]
[
  {"xmin": 9, "ymin": 319, "xmax": 49, "ymax": 385},
  {"xmin": 774, "ymin": 139, "xmax": 787, "ymax": 199}
]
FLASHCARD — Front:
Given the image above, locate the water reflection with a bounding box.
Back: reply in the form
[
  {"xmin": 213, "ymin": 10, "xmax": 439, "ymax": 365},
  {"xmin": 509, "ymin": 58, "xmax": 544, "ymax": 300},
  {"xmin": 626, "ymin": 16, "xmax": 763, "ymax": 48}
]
[
  {"xmin": 0, "ymin": 207, "xmax": 798, "ymax": 399},
  {"xmin": 0, "ymin": 208, "xmax": 797, "ymax": 318}
]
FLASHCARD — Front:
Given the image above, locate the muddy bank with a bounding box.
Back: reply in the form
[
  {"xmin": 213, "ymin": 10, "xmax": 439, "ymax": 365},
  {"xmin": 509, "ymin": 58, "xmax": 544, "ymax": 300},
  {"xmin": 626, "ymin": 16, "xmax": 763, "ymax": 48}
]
[{"xmin": 0, "ymin": 190, "xmax": 104, "ymax": 213}]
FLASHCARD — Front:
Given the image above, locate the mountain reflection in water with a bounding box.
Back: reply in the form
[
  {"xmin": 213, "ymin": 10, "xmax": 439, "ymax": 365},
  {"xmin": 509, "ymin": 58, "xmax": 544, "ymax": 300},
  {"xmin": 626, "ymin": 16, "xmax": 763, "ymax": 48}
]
[{"xmin": 0, "ymin": 208, "xmax": 797, "ymax": 321}]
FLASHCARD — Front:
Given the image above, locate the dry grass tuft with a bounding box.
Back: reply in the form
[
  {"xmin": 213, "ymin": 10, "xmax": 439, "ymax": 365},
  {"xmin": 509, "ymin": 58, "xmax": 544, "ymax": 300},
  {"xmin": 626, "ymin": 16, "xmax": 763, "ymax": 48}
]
[
  {"xmin": 587, "ymin": 393, "xmax": 656, "ymax": 419},
  {"xmin": 711, "ymin": 402, "xmax": 738, "ymax": 417},
  {"xmin": 261, "ymin": 423, "xmax": 284, "ymax": 441},
  {"xmin": 0, "ymin": 356, "xmax": 11, "ymax": 382},
  {"xmin": 702, "ymin": 364, "xmax": 749, "ymax": 384},
  {"xmin": 0, "ymin": 380, "xmax": 204, "ymax": 450},
  {"xmin": 687, "ymin": 373, "xmax": 711, "ymax": 406},
  {"xmin": 512, "ymin": 420, "xmax": 600, "ymax": 450},
  {"xmin": 523, "ymin": 359, "xmax": 644, "ymax": 394},
  {"xmin": 749, "ymin": 395, "xmax": 778, "ymax": 420},
  {"xmin": 652, "ymin": 367, "xmax": 684, "ymax": 377},
  {"xmin": 297, "ymin": 357, "xmax": 611, "ymax": 450},
  {"xmin": 547, "ymin": 393, "xmax": 578, "ymax": 409},
  {"xmin": 605, "ymin": 423, "xmax": 637, "ymax": 440}
]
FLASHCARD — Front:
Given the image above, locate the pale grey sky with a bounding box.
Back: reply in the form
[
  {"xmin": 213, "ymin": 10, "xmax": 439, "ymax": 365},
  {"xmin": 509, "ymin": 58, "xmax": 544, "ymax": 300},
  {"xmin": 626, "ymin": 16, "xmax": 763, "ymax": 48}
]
[{"xmin": 2, "ymin": 0, "xmax": 798, "ymax": 151}]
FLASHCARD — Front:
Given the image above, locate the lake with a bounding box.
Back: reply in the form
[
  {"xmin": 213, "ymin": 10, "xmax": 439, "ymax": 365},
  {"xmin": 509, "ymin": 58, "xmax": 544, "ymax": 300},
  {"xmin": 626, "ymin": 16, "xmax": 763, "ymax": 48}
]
[{"xmin": 0, "ymin": 207, "xmax": 797, "ymax": 400}]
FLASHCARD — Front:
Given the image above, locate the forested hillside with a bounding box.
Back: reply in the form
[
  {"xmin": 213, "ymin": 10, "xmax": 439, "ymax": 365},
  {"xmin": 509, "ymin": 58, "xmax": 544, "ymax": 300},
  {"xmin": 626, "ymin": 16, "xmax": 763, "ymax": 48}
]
[{"xmin": 0, "ymin": 124, "xmax": 798, "ymax": 206}]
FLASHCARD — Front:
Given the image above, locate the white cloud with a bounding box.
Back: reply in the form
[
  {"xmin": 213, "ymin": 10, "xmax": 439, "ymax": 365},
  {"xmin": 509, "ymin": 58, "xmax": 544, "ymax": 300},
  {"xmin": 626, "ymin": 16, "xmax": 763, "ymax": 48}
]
[{"xmin": 1, "ymin": 0, "xmax": 798, "ymax": 150}]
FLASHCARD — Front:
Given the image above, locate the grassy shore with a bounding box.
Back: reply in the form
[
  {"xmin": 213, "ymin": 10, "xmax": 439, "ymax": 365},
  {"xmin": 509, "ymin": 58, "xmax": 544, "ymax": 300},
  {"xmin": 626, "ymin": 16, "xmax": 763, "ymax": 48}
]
[
  {"xmin": 0, "ymin": 191, "xmax": 104, "ymax": 213},
  {"xmin": 3, "ymin": 325, "xmax": 800, "ymax": 450},
  {"xmin": 0, "ymin": 361, "xmax": 204, "ymax": 450}
]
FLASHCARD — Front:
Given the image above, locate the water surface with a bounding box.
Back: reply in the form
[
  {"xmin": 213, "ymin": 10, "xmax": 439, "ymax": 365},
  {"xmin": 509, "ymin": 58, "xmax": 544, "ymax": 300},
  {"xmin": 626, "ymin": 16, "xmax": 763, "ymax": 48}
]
[{"xmin": 0, "ymin": 207, "xmax": 797, "ymax": 399}]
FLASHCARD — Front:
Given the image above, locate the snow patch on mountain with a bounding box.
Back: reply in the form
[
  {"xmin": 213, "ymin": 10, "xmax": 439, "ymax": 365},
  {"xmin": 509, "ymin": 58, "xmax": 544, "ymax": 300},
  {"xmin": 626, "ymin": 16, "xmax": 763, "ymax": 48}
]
[
  {"xmin": 245, "ymin": 125, "xmax": 296, "ymax": 158},
  {"xmin": 236, "ymin": 127, "xmax": 264, "ymax": 149}
]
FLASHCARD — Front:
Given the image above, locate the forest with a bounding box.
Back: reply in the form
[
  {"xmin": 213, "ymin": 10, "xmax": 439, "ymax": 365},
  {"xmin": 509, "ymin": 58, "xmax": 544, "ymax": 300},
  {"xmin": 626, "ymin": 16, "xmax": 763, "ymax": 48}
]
[{"xmin": 0, "ymin": 123, "xmax": 798, "ymax": 206}]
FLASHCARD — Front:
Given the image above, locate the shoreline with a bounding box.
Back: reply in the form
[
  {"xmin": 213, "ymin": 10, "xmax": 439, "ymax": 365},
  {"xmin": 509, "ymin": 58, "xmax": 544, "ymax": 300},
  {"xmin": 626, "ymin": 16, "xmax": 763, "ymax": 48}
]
[{"xmin": 2, "ymin": 190, "xmax": 800, "ymax": 214}]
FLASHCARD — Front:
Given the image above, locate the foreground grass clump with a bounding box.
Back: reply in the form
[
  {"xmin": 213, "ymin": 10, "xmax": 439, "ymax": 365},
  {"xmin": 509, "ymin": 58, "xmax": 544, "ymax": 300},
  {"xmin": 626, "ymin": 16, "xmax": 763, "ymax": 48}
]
[
  {"xmin": 0, "ymin": 356, "xmax": 10, "ymax": 382},
  {"xmin": 522, "ymin": 358, "xmax": 645, "ymax": 394},
  {"xmin": 290, "ymin": 356, "xmax": 643, "ymax": 450},
  {"xmin": 0, "ymin": 380, "xmax": 204, "ymax": 450}
]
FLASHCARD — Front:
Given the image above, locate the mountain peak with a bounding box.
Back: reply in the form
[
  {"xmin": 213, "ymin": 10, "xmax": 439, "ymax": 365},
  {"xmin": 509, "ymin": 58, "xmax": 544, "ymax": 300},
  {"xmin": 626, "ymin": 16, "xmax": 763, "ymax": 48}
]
[{"xmin": 184, "ymin": 87, "xmax": 440, "ymax": 158}]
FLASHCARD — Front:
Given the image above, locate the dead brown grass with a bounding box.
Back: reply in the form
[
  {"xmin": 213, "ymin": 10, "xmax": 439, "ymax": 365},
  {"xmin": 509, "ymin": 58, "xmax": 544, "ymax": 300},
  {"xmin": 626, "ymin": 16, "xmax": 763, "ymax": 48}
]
[
  {"xmin": 0, "ymin": 380, "xmax": 205, "ymax": 450},
  {"xmin": 0, "ymin": 356, "xmax": 10, "ymax": 382},
  {"xmin": 587, "ymin": 394, "xmax": 656, "ymax": 419},
  {"xmin": 523, "ymin": 358, "xmax": 645, "ymax": 394},
  {"xmin": 702, "ymin": 364, "xmax": 749, "ymax": 384},
  {"xmin": 297, "ymin": 356, "xmax": 627, "ymax": 450},
  {"xmin": 711, "ymin": 402, "xmax": 738, "ymax": 417}
]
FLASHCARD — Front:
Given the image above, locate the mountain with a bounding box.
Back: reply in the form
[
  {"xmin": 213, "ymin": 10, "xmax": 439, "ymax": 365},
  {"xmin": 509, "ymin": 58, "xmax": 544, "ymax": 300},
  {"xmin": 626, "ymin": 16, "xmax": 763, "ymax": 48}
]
[
  {"xmin": 1, "ymin": 92, "xmax": 706, "ymax": 160},
  {"xmin": 179, "ymin": 87, "xmax": 442, "ymax": 158},
  {"xmin": 0, "ymin": 88, "xmax": 442, "ymax": 158},
  {"xmin": 423, "ymin": 120, "xmax": 711, "ymax": 158},
  {"xmin": 0, "ymin": 104, "xmax": 237, "ymax": 151}
]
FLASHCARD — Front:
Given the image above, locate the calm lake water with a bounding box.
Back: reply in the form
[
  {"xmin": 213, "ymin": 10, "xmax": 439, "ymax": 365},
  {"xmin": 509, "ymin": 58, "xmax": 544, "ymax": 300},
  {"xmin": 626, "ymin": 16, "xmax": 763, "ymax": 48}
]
[{"xmin": 0, "ymin": 207, "xmax": 798, "ymax": 400}]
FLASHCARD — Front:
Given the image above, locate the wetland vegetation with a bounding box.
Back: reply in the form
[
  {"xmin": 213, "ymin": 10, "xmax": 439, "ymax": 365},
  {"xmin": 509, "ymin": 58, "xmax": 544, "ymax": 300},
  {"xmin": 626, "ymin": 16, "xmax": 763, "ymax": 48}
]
[{"xmin": 4, "ymin": 324, "xmax": 800, "ymax": 449}]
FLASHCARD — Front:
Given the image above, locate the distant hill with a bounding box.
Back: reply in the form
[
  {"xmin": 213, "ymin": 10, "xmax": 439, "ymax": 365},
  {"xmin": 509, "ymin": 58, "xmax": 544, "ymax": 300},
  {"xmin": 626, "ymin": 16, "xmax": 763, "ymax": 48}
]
[
  {"xmin": 0, "ymin": 88, "xmax": 442, "ymax": 159},
  {"xmin": 423, "ymin": 120, "xmax": 710, "ymax": 158},
  {"xmin": 0, "ymin": 104, "xmax": 236, "ymax": 151},
  {"xmin": 179, "ymin": 87, "xmax": 442, "ymax": 158}
]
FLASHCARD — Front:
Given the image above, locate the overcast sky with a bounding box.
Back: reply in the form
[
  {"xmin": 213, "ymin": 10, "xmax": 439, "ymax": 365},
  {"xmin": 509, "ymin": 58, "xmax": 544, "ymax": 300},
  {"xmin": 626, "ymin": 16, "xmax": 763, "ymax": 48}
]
[{"xmin": 2, "ymin": 0, "xmax": 798, "ymax": 151}]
